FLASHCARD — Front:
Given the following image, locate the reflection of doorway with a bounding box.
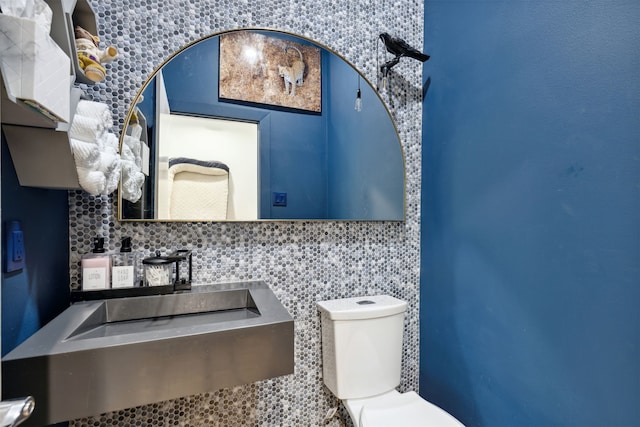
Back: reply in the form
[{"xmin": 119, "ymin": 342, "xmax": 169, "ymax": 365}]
[{"xmin": 157, "ymin": 114, "xmax": 258, "ymax": 220}]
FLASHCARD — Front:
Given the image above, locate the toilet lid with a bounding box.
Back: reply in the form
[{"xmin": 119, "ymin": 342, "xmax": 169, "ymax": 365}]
[{"xmin": 359, "ymin": 392, "xmax": 464, "ymax": 427}]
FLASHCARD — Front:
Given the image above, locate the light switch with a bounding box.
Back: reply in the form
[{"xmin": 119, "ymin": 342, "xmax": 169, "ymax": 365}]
[{"xmin": 273, "ymin": 192, "xmax": 287, "ymax": 207}]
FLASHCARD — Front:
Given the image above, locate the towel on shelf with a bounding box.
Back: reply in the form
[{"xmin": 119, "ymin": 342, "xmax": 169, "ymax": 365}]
[
  {"xmin": 76, "ymin": 167, "xmax": 106, "ymax": 196},
  {"xmin": 103, "ymin": 155, "xmax": 122, "ymax": 195},
  {"xmin": 98, "ymin": 148, "xmax": 119, "ymax": 174},
  {"xmin": 98, "ymin": 132, "xmax": 122, "ymax": 195},
  {"xmin": 68, "ymin": 98, "xmax": 122, "ymax": 196},
  {"xmin": 69, "ymin": 115, "xmax": 106, "ymax": 142},
  {"xmin": 76, "ymin": 100, "xmax": 112, "ymax": 127},
  {"xmin": 69, "ymin": 138, "xmax": 100, "ymax": 168},
  {"xmin": 68, "ymin": 100, "xmax": 116, "ymax": 196}
]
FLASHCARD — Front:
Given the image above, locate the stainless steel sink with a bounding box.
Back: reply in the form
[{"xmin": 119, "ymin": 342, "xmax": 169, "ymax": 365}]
[{"xmin": 2, "ymin": 281, "xmax": 294, "ymax": 426}]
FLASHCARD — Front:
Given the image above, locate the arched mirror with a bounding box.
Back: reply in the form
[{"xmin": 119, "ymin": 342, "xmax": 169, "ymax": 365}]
[{"xmin": 118, "ymin": 29, "xmax": 405, "ymax": 222}]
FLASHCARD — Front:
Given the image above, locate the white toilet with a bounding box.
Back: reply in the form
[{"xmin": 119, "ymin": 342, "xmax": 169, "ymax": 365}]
[{"xmin": 317, "ymin": 295, "xmax": 464, "ymax": 427}]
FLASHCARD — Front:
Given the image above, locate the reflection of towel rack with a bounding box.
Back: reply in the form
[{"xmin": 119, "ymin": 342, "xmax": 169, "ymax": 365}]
[{"xmin": 167, "ymin": 158, "xmax": 230, "ymax": 220}]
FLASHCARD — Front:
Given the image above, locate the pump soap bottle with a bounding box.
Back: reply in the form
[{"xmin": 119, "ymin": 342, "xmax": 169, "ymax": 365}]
[
  {"xmin": 112, "ymin": 237, "xmax": 138, "ymax": 288},
  {"xmin": 81, "ymin": 237, "xmax": 111, "ymax": 290}
]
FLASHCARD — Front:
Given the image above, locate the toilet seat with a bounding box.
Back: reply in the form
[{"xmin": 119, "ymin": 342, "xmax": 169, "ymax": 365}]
[{"xmin": 345, "ymin": 390, "xmax": 464, "ymax": 427}]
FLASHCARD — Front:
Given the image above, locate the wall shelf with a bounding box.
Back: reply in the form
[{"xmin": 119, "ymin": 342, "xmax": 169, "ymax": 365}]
[
  {"xmin": 1, "ymin": 0, "xmax": 100, "ymax": 191},
  {"xmin": 46, "ymin": 0, "xmax": 99, "ymax": 85},
  {"xmin": 3, "ymin": 124, "xmax": 81, "ymax": 190}
]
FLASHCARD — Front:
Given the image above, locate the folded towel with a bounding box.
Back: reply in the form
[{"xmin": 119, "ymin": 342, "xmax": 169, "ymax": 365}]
[
  {"xmin": 98, "ymin": 150, "xmax": 118, "ymax": 174},
  {"xmin": 103, "ymin": 157, "xmax": 122, "ymax": 195},
  {"xmin": 69, "ymin": 138, "xmax": 100, "ymax": 168},
  {"xmin": 76, "ymin": 100, "xmax": 112, "ymax": 128},
  {"xmin": 69, "ymin": 115, "xmax": 106, "ymax": 142},
  {"xmin": 100, "ymin": 132, "xmax": 119, "ymax": 152},
  {"xmin": 70, "ymin": 129, "xmax": 122, "ymax": 196},
  {"xmin": 76, "ymin": 167, "xmax": 106, "ymax": 196},
  {"xmin": 120, "ymin": 142, "xmax": 135, "ymax": 162},
  {"xmin": 124, "ymin": 135, "xmax": 142, "ymax": 168},
  {"xmin": 121, "ymin": 160, "xmax": 145, "ymax": 202},
  {"xmin": 127, "ymin": 122, "xmax": 143, "ymax": 140}
]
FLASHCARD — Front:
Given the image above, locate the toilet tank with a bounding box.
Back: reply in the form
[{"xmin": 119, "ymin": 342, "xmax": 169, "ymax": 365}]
[{"xmin": 317, "ymin": 295, "xmax": 408, "ymax": 399}]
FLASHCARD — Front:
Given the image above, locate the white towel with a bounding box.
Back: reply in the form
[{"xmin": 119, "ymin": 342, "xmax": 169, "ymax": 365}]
[
  {"xmin": 128, "ymin": 122, "xmax": 143, "ymax": 140},
  {"xmin": 69, "ymin": 115, "xmax": 106, "ymax": 142},
  {"xmin": 100, "ymin": 132, "xmax": 119, "ymax": 152},
  {"xmin": 98, "ymin": 150, "xmax": 118, "ymax": 174},
  {"xmin": 95, "ymin": 133, "xmax": 122, "ymax": 195},
  {"xmin": 76, "ymin": 100, "xmax": 112, "ymax": 128},
  {"xmin": 76, "ymin": 167, "xmax": 106, "ymax": 196},
  {"xmin": 124, "ymin": 134, "xmax": 142, "ymax": 168},
  {"xmin": 121, "ymin": 160, "xmax": 145, "ymax": 203},
  {"xmin": 103, "ymin": 157, "xmax": 122, "ymax": 195},
  {"xmin": 69, "ymin": 137, "xmax": 103, "ymax": 194},
  {"xmin": 70, "ymin": 130, "xmax": 122, "ymax": 196},
  {"xmin": 120, "ymin": 142, "xmax": 134, "ymax": 162},
  {"xmin": 69, "ymin": 138, "xmax": 100, "ymax": 168}
]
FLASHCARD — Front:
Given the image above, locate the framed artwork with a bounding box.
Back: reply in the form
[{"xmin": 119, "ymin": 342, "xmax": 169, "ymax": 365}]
[{"xmin": 219, "ymin": 32, "xmax": 322, "ymax": 113}]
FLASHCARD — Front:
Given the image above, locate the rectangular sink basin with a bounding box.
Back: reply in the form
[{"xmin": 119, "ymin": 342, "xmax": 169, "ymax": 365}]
[
  {"xmin": 2, "ymin": 281, "xmax": 294, "ymax": 426},
  {"xmin": 67, "ymin": 288, "xmax": 260, "ymax": 340}
]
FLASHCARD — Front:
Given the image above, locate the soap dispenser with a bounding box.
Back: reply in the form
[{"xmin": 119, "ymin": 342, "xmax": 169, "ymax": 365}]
[
  {"xmin": 81, "ymin": 237, "xmax": 111, "ymax": 290},
  {"xmin": 111, "ymin": 237, "xmax": 138, "ymax": 288}
]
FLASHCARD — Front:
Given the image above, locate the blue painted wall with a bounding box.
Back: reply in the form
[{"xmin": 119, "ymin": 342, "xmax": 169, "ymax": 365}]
[
  {"xmin": 326, "ymin": 54, "xmax": 404, "ymax": 220},
  {"xmin": 161, "ymin": 35, "xmax": 328, "ymax": 219},
  {"xmin": 159, "ymin": 33, "xmax": 403, "ymax": 220},
  {"xmin": 1, "ymin": 135, "xmax": 70, "ymax": 356},
  {"xmin": 420, "ymin": 1, "xmax": 640, "ymax": 426}
]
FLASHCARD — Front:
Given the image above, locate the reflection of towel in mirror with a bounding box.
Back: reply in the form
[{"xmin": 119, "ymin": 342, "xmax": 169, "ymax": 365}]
[
  {"xmin": 123, "ymin": 134, "xmax": 142, "ymax": 168},
  {"xmin": 127, "ymin": 122, "xmax": 143, "ymax": 140},
  {"xmin": 168, "ymin": 159, "xmax": 230, "ymax": 220},
  {"xmin": 120, "ymin": 134, "xmax": 145, "ymax": 202},
  {"xmin": 120, "ymin": 161, "xmax": 144, "ymax": 202}
]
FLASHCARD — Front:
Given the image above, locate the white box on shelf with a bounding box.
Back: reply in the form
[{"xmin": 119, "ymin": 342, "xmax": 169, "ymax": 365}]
[{"xmin": 0, "ymin": 13, "xmax": 71, "ymax": 123}]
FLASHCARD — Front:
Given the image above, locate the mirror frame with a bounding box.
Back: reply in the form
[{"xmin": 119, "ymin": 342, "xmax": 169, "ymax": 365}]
[{"xmin": 117, "ymin": 28, "xmax": 406, "ymax": 222}]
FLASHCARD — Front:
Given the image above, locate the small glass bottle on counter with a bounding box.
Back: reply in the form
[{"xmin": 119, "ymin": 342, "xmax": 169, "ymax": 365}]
[
  {"xmin": 111, "ymin": 237, "xmax": 138, "ymax": 288},
  {"xmin": 81, "ymin": 237, "xmax": 111, "ymax": 290}
]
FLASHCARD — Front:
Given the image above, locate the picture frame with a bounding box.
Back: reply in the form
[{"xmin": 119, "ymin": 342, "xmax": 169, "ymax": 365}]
[{"xmin": 219, "ymin": 31, "xmax": 322, "ymax": 113}]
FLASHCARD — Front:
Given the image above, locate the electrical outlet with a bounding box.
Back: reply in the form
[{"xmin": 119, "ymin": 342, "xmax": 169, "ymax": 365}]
[
  {"xmin": 4, "ymin": 221, "xmax": 25, "ymax": 273},
  {"xmin": 273, "ymin": 192, "xmax": 287, "ymax": 207},
  {"xmin": 13, "ymin": 230, "xmax": 24, "ymax": 262}
]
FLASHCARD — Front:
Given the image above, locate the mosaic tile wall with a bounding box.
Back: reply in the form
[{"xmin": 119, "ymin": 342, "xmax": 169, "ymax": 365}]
[{"xmin": 69, "ymin": 0, "xmax": 423, "ymax": 425}]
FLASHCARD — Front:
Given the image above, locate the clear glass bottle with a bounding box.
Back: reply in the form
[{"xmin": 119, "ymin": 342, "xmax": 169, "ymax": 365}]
[
  {"xmin": 111, "ymin": 237, "xmax": 138, "ymax": 288},
  {"xmin": 81, "ymin": 237, "xmax": 111, "ymax": 290}
]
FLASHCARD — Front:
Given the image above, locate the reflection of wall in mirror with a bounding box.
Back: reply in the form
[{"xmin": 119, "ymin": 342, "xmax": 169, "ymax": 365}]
[{"xmin": 157, "ymin": 114, "xmax": 258, "ymax": 220}]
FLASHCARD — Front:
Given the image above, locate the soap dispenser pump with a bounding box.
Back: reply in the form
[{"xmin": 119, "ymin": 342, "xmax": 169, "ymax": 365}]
[{"xmin": 81, "ymin": 237, "xmax": 112, "ymax": 290}]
